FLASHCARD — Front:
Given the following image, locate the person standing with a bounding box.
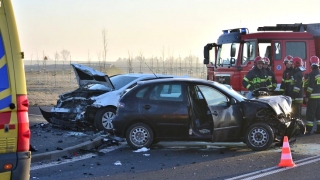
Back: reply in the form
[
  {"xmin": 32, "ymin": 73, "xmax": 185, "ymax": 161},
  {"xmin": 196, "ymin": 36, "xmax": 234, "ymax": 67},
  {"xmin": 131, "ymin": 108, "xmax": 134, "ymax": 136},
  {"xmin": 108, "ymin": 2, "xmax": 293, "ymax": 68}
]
[
  {"xmin": 305, "ymin": 56, "xmax": 320, "ymax": 134},
  {"xmin": 242, "ymin": 56, "xmax": 268, "ymax": 99},
  {"xmin": 280, "ymin": 55, "xmax": 294, "ymax": 95},
  {"xmin": 262, "ymin": 57, "xmax": 277, "ymax": 91},
  {"xmin": 290, "ymin": 57, "xmax": 305, "ymax": 118}
]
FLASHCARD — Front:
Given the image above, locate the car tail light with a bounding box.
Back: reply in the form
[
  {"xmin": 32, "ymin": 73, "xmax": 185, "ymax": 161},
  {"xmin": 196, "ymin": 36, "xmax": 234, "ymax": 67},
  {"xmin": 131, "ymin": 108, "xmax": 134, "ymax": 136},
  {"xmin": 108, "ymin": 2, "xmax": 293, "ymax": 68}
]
[
  {"xmin": 16, "ymin": 95, "xmax": 30, "ymax": 152},
  {"xmin": 118, "ymin": 102, "xmax": 125, "ymax": 108}
]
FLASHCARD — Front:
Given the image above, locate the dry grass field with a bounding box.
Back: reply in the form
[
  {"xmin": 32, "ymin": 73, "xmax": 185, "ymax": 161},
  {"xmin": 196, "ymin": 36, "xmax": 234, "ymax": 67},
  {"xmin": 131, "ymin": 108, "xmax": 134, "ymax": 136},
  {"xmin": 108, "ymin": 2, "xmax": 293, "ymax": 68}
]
[
  {"xmin": 25, "ymin": 60, "xmax": 207, "ymax": 106},
  {"xmin": 26, "ymin": 66, "xmax": 124, "ymax": 106}
]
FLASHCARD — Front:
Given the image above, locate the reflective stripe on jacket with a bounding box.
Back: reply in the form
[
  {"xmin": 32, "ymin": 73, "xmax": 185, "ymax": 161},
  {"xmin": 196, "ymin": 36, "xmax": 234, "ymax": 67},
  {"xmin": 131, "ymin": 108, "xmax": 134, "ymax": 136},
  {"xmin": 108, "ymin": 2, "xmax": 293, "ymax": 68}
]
[
  {"xmin": 242, "ymin": 67, "xmax": 269, "ymax": 91},
  {"xmin": 306, "ymin": 68, "xmax": 320, "ymax": 99},
  {"xmin": 291, "ymin": 68, "xmax": 304, "ymax": 103},
  {"xmin": 280, "ymin": 68, "xmax": 293, "ymax": 94}
]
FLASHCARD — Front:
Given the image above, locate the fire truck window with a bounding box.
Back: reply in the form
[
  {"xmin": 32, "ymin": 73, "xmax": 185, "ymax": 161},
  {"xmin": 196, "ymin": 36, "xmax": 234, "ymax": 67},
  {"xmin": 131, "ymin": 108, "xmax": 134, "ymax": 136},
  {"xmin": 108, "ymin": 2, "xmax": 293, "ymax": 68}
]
[
  {"xmin": 242, "ymin": 41, "xmax": 255, "ymax": 65},
  {"xmin": 274, "ymin": 42, "xmax": 281, "ymax": 60},
  {"xmin": 285, "ymin": 42, "xmax": 306, "ymax": 60},
  {"xmin": 217, "ymin": 43, "xmax": 240, "ymax": 65}
]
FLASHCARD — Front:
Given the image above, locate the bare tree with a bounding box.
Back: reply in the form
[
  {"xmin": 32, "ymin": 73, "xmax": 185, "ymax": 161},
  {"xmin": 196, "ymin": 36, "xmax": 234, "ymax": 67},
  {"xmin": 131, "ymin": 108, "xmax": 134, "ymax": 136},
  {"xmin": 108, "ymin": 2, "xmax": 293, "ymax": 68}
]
[
  {"xmin": 97, "ymin": 51, "xmax": 102, "ymax": 71},
  {"xmin": 61, "ymin": 49, "xmax": 70, "ymax": 61},
  {"xmin": 61, "ymin": 49, "xmax": 70, "ymax": 72},
  {"xmin": 127, "ymin": 51, "xmax": 133, "ymax": 73},
  {"xmin": 150, "ymin": 56, "xmax": 154, "ymax": 73},
  {"xmin": 102, "ymin": 28, "xmax": 108, "ymax": 70},
  {"xmin": 161, "ymin": 47, "xmax": 166, "ymax": 74},
  {"xmin": 87, "ymin": 50, "xmax": 91, "ymax": 66},
  {"xmin": 138, "ymin": 52, "xmax": 144, "ymax": 74}
]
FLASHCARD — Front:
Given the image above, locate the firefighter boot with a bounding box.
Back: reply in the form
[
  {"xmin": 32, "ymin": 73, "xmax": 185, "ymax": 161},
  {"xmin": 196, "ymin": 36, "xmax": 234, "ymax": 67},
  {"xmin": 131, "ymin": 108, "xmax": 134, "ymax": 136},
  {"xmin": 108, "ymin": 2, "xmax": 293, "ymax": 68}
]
[
  {"xmin": 317, "ymin": 120, "xmax": 320, "ymax": 134},
  {"xmin": 306, "ymin": 121, "xmax": 314, "ymax": 134},
  {"xmin": 310, "ymin": 120, "xmax": 318, "ymax": 134}
]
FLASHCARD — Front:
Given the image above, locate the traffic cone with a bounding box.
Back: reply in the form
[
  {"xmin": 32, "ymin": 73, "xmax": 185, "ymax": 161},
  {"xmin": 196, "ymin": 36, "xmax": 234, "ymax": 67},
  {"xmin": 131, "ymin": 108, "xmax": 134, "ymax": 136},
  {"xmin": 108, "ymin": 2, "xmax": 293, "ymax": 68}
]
[{"xmin": 278, "ymin": 136, "xmax": 295, "ymax": 167}]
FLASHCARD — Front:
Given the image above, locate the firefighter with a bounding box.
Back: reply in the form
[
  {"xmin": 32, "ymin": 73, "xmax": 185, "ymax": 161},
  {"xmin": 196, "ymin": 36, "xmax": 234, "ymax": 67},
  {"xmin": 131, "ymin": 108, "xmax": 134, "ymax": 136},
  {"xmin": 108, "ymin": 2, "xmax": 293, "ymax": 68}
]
[
  {"xmin": 262, "ymin": 57, "xmax": 277, "ymax": 91},
  {"xmin": 305, "ymin": 56, "xmax": 320, "ymax": 134},
  {"xmin": 242, "ymin": 56, "xmax": 268, "ymax": 99},
  {"xmin": 290, "ymin": 57, "xmax": 305, "ymax": 118},
  {"xmin": 280, "ymin": 55, "xmax": 294, "ymax": 95}
]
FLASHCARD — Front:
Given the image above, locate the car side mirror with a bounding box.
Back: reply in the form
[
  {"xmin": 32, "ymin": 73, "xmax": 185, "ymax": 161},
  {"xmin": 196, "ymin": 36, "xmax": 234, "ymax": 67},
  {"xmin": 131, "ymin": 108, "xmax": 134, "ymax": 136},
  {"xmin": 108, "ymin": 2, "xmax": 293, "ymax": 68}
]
[
  {"xmin": 231, "ymin": 43, "xmax": 236, "ymax": 58},
  {"xmin": 229, "ymin": 98, "xmax": 237, "ymax": 105}
]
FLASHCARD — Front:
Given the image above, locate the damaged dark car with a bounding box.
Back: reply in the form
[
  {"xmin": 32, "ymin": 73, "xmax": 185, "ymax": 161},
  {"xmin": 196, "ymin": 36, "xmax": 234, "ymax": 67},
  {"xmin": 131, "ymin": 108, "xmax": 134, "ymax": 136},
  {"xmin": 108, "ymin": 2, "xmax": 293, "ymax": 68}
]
[
  {"xmin": 110, "ymin": 78, "xmax": 306, "ymax": 151},
  {"xmin": 40, "ymin": 63, "xmax": 186, "ymax": 131}
]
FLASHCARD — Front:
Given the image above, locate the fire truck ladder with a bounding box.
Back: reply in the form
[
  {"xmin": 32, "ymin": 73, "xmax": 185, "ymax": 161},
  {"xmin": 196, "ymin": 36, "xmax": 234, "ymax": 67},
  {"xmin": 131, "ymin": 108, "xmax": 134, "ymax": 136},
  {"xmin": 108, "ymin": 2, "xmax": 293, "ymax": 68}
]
[{"xmin": 257, "ymin": 23, "xmax": 320, "ymax": 37}]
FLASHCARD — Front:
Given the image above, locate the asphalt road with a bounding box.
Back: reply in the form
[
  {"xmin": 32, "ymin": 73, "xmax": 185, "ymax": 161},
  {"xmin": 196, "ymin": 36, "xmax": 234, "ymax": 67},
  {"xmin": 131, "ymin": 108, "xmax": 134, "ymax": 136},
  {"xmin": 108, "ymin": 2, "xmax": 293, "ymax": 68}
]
[
  {"xmin": 28, "ymin": 106, "xmax": 320, "ymax": 180},
  {"xmin": 29, "ymin": 135, "xmax": 320, "ymax": 180}
]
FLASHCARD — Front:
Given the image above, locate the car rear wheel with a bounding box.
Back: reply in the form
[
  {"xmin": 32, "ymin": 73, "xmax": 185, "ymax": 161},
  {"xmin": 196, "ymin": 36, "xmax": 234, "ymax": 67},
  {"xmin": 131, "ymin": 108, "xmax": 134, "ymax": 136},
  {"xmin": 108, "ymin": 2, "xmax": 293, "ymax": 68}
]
[
  {"xmin": 94, "ymin": 107, "xmax": 116, "ymax": 131},
  {"xmin": 245, "ymin": 122, "xmax": 274, "ymax": 151},
  {"xmin": 126, "ymin": 123, "xmax": 154, "ymax": 149}
]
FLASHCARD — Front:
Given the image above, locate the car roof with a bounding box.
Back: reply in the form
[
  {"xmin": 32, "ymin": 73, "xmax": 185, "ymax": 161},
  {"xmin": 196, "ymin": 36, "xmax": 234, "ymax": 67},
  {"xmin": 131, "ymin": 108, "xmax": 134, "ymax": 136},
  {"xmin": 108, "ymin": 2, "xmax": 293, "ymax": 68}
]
[
  {"xmin": 113, "ymin": 73, "xmax": 188, "ymax": 78},
  {"xmin": 137, "ymin": 77, "xmax": 210, "ymax": 85}
]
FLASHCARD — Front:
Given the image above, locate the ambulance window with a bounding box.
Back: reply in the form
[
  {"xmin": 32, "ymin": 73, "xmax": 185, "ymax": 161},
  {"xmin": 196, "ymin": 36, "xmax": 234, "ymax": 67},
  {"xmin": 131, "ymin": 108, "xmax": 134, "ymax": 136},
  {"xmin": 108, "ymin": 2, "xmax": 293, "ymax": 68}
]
[
  {"xmin": 286, "ymin": 42, "xmax": 306, "ymax": 60},
  {"xmin": 0, "ymin": 34, "xmax": 10, "ymax": 91},
  {"xmin": 274, "ymin": 42, "xmax": 281, "ymax": 60}
]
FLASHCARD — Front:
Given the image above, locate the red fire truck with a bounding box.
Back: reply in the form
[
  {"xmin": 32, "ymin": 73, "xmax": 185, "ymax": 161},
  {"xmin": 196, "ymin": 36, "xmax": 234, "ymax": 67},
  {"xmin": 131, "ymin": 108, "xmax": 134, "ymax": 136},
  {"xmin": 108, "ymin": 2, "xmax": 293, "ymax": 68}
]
[{"xmin": 203, "ymin": 23, "xmax": 320, "ymax": 94}]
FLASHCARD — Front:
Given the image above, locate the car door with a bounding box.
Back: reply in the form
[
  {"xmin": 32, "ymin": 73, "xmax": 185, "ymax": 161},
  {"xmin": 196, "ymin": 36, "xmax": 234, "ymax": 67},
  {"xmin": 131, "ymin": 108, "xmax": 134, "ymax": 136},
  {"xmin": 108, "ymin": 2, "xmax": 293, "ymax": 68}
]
[
  {"xmin": 196, "ymin": 85, "xmax": 243, "ymax": 141},
  {"xmin": 139, "ymin": 82, "xmax": 189, "ymax": 138}
]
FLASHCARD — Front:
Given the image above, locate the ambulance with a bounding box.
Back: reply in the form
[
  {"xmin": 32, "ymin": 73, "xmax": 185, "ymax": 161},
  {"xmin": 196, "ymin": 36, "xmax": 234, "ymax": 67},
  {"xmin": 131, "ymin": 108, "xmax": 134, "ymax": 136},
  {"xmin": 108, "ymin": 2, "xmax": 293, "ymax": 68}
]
[{"xmin": 0, "ymin": 0, "xmax": 31, "ymax": 179}]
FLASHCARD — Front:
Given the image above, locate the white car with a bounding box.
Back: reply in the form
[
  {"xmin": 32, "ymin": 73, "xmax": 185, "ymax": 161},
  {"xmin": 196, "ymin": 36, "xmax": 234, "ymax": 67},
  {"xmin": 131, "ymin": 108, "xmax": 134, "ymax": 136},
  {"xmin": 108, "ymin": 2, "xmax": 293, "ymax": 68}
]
[{"xmin": 40, "ymin": 63, "xmax": 187, "ymax": 131}]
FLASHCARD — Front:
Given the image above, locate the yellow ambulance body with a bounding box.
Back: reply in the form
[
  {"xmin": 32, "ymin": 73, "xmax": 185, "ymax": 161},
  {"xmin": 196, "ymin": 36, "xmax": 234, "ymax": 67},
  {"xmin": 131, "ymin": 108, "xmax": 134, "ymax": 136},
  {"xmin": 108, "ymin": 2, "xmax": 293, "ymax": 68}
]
[{"xmin": 0, "ymin": 0, "xmax": 31, "ymax": 179}]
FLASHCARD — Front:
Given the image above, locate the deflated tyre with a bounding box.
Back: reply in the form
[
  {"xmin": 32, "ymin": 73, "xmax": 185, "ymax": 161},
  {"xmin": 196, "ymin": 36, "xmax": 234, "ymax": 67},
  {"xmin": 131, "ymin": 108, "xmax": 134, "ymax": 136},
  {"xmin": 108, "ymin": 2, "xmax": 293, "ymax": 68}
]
[
  {"xmin": 246, "ymin": 122, "xmax": 274, "ymax": 151},
  {"xmin": 94, "ymin": 107, "xmax": 116, "ymax": 131},
  {"xmin": 126, "ymin": 123, "xmax": 154, "ymax": 149}
]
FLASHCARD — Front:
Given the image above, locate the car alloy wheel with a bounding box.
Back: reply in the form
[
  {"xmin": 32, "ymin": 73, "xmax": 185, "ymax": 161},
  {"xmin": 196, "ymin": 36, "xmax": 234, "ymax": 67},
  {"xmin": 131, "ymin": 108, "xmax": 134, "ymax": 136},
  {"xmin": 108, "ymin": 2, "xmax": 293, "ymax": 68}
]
[
  {"xmin": 94, "ymin": 107, "xmax": 116, "ymax": 131},
  {"xmin": 126, "ymin": 123, "xmax": 154, "ymax": 149},
  {"xmin": 246, "ymin": 122, "xmax": 274, "ymax": 151}
]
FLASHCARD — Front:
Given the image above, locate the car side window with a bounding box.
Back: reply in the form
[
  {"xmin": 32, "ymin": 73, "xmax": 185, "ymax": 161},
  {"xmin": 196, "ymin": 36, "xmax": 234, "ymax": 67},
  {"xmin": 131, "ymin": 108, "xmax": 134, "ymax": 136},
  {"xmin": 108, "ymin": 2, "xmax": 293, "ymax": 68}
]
[
  {"xmin": 198, "ymin": 85, "xmax": 228, "ymax": 106},
  {"xmin": 149, "ymin": 83, "xmax": 183, "ymax": 101},
  {"xmin": 135, "ymin": 86, "xmax": 150, "ymax": 99}
]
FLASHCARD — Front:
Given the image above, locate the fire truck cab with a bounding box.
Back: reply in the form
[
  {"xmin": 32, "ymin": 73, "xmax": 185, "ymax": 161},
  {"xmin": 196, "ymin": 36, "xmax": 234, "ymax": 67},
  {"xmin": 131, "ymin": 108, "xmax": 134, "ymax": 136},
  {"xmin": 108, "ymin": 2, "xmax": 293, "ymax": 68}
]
[{"xmin": 203, "ymin": 23, "xmax": 320, "ymax": 95}]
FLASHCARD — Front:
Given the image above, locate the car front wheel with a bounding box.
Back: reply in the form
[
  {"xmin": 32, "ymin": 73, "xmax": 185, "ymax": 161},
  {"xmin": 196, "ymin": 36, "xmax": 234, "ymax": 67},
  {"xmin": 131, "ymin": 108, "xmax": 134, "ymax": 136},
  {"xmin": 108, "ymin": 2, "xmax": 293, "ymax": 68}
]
[
  {"xmin": 94, "ymin": 107, "xmax": 116, "ymax": 131},
  {"xmin": 245, "ymin": 122, "xmax": 274, "ymax": 151},
  {"xmin": 126, "ymin": 123, "xmax": 153, "ymax": 150}
]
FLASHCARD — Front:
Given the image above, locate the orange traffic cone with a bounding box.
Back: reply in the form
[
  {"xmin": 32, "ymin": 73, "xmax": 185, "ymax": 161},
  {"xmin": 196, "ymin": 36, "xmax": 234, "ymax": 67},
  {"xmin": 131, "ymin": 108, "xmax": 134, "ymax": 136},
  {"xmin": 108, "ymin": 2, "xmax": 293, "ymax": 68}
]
[{"xmin": 278, "ymin": 136, "xmax": 295, "ymax": 167}]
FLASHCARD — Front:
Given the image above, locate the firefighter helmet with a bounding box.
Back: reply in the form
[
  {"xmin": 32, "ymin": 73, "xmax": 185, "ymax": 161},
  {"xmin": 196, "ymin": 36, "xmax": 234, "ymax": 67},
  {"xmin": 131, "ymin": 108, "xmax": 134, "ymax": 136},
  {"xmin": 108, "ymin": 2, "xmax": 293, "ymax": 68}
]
[
  {"xmin": 293, "ymin": 57, "xmax": 303, "ymax": 68},
  {"xmin": 254, "ymin": 56, "xmax": 264, "ymax": 64},
  {"xmin": 263, "ymin": 57, "xmax": 270, "ymax": 65},
  {"xmin": 310, "ymin": 56, "xmax": 320, "ymax": 66},
  {"xmin": 284, "ymin": 55, "xmax": 293, "ymax": 64}
]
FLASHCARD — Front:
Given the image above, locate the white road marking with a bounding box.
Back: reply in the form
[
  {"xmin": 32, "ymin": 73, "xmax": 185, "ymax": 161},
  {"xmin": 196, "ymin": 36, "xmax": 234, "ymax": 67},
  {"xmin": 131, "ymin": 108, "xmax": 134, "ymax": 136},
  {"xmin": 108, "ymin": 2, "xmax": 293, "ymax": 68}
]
[
  {"xmin": 31, "ymin": 144, "xmax": 126, "ymax": 171},
  {"xmin": 226, "ymin": 154, "xmax": 320, "ymax": 180}
]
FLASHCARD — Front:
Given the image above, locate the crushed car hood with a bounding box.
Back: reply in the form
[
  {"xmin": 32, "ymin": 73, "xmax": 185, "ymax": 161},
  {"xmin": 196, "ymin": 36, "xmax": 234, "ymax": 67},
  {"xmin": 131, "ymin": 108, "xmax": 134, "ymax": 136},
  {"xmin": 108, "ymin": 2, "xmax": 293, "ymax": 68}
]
[
  {"xmin": 250, "ymin": 95, "xmax": 292, "ymax": 116},
  {"xmin": 71, "ymin": 63, "xmax": 114, "ymax": 89}
]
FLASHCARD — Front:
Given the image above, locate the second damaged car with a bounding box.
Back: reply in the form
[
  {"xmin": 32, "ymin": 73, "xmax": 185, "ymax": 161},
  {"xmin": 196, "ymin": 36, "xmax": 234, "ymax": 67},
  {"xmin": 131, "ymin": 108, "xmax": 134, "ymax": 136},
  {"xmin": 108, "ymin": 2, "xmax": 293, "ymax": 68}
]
[
  {"xmin": 40, "ymin": 63, "xmax": 186, "ymax": 131},
  {"xmin": 111, "ymin": 78, "xmax": 305, "ymax": 151}
]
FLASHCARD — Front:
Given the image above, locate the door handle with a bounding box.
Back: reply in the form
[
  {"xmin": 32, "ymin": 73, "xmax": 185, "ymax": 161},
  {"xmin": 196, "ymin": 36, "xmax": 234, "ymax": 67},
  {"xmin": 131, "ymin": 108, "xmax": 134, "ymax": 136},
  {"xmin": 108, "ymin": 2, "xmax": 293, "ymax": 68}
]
[
  {"xmin": 144, "ymin": 105, "xmax": 151, "ymax": 110},
  {"xmin": 212, "ymin": 111, "xmax": 218, "ymax": 116}
]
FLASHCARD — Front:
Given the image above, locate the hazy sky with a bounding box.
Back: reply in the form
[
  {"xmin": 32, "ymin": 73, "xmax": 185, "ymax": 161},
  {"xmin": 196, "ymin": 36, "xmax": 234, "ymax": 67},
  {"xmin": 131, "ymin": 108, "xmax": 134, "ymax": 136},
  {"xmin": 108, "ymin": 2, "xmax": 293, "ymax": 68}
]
[{"xmin": 11, "ymin": 0, "xmax": 320, "ymax": 62}]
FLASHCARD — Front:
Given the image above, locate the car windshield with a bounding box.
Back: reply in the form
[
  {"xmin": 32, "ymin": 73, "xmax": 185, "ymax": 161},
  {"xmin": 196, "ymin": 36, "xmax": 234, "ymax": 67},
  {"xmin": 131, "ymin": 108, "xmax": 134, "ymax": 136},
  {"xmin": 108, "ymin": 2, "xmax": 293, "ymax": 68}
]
[
  {"xmin": 87, "ymin": 84, "xmax": 110, "ymax": 91},
  {"xmin": 110, "ymin": 75, "xmax": 139, "ymax": 90},
  {"xmin": 211, "ymin": 81, "xmax": 245, "ymax": 101}
]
